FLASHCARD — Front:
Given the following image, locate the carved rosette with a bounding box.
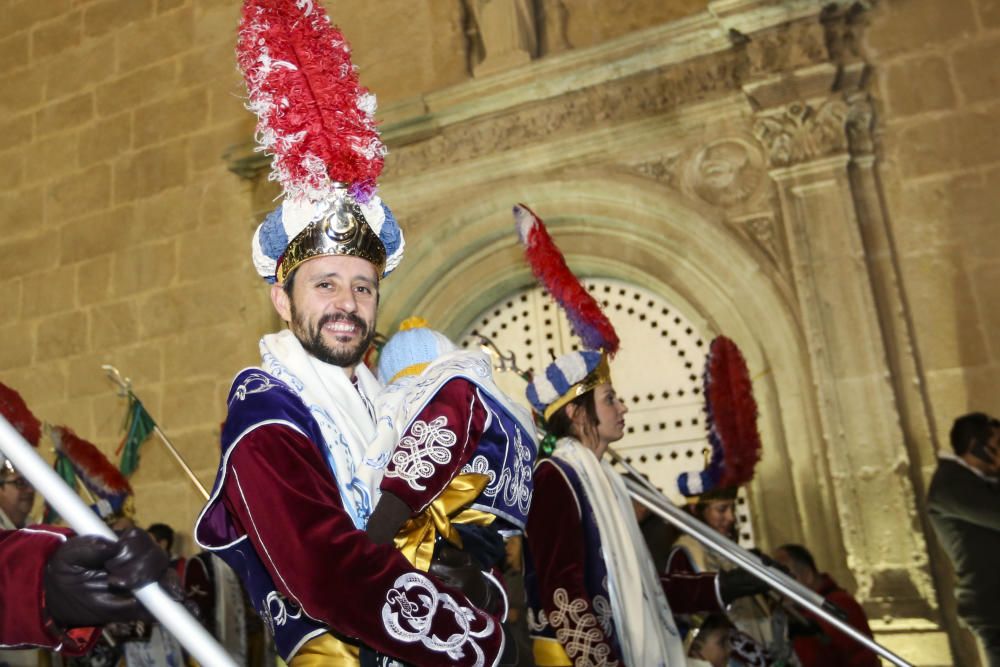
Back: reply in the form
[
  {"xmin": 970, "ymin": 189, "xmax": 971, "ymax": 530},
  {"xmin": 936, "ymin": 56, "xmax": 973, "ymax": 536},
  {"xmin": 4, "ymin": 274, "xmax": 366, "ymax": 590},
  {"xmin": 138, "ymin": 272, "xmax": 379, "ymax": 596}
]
[{"xmin": 626, "ymin": 153, "xmax": 682, "ymax": 188}]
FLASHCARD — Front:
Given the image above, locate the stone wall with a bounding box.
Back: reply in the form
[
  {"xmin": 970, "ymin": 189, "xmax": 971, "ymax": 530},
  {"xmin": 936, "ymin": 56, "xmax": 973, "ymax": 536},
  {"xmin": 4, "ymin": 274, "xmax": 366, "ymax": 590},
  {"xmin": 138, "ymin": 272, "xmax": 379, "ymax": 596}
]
[
  {"xmin": 868, "ymin": 0, "xmax": 1000, "ymax": 465},
  {"xmin": 864, "ymin": 0, "xmax": 1000, "ymax": 661},
  {"xmin": 0, "ymin": 0, "xmax": 263, "ymax": 542}
]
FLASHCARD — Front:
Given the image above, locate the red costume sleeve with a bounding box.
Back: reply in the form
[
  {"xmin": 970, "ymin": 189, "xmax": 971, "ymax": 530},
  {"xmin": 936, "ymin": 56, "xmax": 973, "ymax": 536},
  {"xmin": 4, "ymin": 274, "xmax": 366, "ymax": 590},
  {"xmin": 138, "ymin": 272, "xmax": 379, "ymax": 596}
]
[
  {"xmin": 817, "ymin": 589, "xmax": 880, "ymax": 667},
  {"xmin": 380, "ymin": 379, "xmax": 488, "ymax": 513},
  {"xmin": 526, "ymin": 461, "xmax": 622, "ymax": 665},
  {"xmin": 222, "ymin": 424, "xmax": 503, "ymax": 666},
  {"xmin": 792, "ymin": 578, "xmax": 880, "ymax": 667},
  {"xmin": 662, "ymin": 546, "xmax": 725, "ymax": 614},
  {"xmin": 0, "ymin": 527, "xmax": 99, "ymax": 655}
]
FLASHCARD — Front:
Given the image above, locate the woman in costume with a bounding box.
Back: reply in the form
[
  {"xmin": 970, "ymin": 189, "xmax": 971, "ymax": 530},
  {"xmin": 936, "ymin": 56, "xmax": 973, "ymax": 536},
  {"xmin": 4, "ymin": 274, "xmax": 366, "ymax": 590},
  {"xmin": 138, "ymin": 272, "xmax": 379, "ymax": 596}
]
[
  {"xmin": 513, "ymin": 204, "xmax": 694, "ymax": 666},
  {"xmin": 666, "ymin": 337, "xmax": 797, "ymax": 667}
]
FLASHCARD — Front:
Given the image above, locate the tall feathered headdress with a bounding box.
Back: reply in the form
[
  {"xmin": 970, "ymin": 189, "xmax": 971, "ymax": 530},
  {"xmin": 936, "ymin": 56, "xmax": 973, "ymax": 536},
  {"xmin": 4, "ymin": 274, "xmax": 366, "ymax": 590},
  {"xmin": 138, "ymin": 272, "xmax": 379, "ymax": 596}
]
[
  {"xmin": 241, "ymin": 0, "xmax": 404, "ymax": 283},
  {"xmin": 0, "ymin": 382, "xmax": 41, "ymax": 475},
  {"xmin": 514, "ymin": 204, "xmax": 619, "ymax": 355},
  {"xmin": 678, "ymin": 336, "xmax": 762, "ymax": 498},
  {"xmin": 515, "ymin": 204, "xmax": 620, "ymax": 423},
  {"xmin": 50, "ymin": 425, "xmax": 135, "ymax": 522}
]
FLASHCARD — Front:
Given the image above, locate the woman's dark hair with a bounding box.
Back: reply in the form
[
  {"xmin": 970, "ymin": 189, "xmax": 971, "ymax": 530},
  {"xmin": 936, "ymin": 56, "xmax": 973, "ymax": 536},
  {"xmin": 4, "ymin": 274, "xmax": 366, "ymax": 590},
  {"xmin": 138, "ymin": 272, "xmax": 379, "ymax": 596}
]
[
  {"xmin": 545, "ymin": 390, "xmax": 599, "ymax": 444},
  {"xmin": 687, "ymin": 497, "xmax": 738, "ymax": 540}
]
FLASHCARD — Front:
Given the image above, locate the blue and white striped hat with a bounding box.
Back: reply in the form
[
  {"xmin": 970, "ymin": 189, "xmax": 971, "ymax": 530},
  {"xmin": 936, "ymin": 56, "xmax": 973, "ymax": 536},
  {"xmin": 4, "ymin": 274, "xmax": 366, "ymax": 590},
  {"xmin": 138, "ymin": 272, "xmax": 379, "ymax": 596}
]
[{"xmin": 526, "ymin": 350, "xmax": 611, "ymax": 421}]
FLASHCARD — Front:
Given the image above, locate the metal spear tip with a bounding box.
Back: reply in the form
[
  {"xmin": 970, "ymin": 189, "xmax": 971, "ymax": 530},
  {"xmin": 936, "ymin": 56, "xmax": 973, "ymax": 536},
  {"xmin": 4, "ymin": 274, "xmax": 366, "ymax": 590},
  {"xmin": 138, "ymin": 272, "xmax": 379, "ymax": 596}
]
[{"xmin": 101, "ymin": 365, "xmax": 132, "ymax": 396}]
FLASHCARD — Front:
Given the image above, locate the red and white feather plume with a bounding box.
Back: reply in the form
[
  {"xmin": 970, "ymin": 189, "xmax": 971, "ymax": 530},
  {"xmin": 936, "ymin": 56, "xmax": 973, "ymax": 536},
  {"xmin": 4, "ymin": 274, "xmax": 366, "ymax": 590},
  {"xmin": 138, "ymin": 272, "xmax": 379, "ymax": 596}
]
[
  {"xmin": 0, "ymin": 381, "xmax": 41, "ymax": 447},
  {"xmin": 514, "ymin": 204, "xmax": 620, "ymax": 355},
  {"xmin": 50, "ymin": 425, "xmax": 132, "ymax": 511},
  {"xmin": 238, "ymin": 0, "xmax": 385, "ymax": 202}
]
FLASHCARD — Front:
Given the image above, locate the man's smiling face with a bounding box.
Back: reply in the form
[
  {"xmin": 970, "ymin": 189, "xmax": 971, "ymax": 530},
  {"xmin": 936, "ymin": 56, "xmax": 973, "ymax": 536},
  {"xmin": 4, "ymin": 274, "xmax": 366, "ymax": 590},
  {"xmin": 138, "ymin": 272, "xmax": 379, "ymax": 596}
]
[{"xmin": 272, "ymin": 254, "xmax": 378, "ymax": 372}]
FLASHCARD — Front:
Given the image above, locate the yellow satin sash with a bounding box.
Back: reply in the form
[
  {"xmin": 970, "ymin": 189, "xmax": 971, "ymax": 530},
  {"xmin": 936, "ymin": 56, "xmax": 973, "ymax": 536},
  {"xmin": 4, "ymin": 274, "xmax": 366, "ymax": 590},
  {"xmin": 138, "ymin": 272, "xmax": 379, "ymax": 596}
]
[
  {"xmin": 288, "ymin": 473, "xmax": 494, "ymax": 666},
  {"xmin": 392, "ymin": 472, "xmax": 495, "ymax": 571},
  {"xmin": 533, "ymin": 637, "xmax": 572, "ymax": 666},
  {"xmin": 288, "ymin": 633, "xmax": 360, "ymax": 666}
]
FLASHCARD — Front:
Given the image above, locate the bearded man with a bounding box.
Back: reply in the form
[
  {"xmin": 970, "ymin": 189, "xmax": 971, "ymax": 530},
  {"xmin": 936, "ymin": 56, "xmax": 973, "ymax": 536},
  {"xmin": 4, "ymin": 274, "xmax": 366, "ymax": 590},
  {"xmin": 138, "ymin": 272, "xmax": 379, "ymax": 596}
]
[
  {"xmin": 194, "ymin": 207, "xmax": 505, "ymax": 667},
  {"xmin": 193, "ymin": 3, "xmax": 506, "ymax": 663}
]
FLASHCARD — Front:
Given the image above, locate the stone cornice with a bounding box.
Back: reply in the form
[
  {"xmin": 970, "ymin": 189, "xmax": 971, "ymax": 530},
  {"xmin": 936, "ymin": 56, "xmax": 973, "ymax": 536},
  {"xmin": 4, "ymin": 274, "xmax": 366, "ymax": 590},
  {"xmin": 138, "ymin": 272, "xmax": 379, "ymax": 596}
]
[{"xmin": 225, "ymin": 0, "xmax": 859, "ymax": 181}]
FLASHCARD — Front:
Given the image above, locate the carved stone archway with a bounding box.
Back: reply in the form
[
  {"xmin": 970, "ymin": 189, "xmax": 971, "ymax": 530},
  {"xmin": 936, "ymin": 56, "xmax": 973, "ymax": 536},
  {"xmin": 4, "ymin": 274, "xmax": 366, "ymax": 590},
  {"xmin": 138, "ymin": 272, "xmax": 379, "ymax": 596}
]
[{"xmin": 378, "ymin": 173, "xmax": 842, "ymax": 580}]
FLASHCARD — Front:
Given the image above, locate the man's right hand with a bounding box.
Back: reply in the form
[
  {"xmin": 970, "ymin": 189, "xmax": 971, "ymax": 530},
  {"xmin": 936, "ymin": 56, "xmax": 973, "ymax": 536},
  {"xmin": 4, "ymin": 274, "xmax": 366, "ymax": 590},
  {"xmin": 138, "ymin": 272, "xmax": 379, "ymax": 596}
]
[
  {"xmin": 428, "ymin": 543, "xmax": 506, "ymax": 618},
  {"xmin": 44, "ymin": 528, "xmax": 169, "ymax": 629}
]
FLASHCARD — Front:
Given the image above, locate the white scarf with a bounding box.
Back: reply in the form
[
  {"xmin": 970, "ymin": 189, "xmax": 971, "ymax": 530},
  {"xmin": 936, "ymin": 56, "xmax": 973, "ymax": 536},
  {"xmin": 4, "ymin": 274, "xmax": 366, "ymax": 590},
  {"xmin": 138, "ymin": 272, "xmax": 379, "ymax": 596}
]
[
  {"xmin": 376, "ymin": 350, "xmax": 534, "ymax": 439},
  {"xmin": 0, "ymin": 507, "xmax": 15, "ymax": 531},
  {"xmin": 260, "ymin": 330, "xmax": 397, "ymax": 529},
  {"xmin": 552, "ymin": 438, "xmax": 689, "ymax": 667}
]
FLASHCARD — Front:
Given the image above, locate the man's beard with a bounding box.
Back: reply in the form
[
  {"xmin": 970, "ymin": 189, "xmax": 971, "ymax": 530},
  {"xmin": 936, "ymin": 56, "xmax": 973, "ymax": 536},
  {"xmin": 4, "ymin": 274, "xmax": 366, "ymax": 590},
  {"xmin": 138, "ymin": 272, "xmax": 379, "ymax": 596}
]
[{"xmin": 290, "ymin": 304, "xmax": 375, "ymax": 369}]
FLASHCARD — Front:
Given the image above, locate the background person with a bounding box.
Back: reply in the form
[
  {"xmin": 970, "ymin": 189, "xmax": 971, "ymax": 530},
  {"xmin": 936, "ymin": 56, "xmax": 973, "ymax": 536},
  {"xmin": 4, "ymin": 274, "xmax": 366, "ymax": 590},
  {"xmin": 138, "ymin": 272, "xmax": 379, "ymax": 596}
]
[
  {"xmin": 927, "ymin": 412, "xmax": 1000, "ymax": 666},
  {"xmin": 772, "ymin": 544, "xmax": 879, "ymax": 667}
]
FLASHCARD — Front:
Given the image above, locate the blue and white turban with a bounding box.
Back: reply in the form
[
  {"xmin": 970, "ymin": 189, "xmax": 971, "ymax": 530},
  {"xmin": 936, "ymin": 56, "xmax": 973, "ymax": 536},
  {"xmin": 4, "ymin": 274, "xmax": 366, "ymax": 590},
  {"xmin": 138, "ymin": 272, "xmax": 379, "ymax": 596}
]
[
  {"xmin": 526, "ymin": 350, "xmax": 608, "ymax": 420},
  {"xmin": 251, "ymin": 191, "xmax": 405, "ymax": 283}
]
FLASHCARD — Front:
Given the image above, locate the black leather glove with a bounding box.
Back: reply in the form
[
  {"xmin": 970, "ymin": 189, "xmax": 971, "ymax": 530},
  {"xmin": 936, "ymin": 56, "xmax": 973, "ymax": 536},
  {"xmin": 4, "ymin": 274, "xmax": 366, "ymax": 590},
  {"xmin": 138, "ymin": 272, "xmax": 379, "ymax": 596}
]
[
  {"xmin": 366, "ymin": 491, "xmax": 412, "ymax": 545},
  {"xmin": 104, "ymin": 528, "xmax": 171, "ymax": 589},
  {"xmin": 718, "ymin": 568, "xmax": 771, "ymax": 605},
  {"xmin": 44, "ymin": 528, "xmax": 169, "ymax": 629},
  {"xmin": 428, "ymin": 543, "xmax": 504, "ymax": 617}
]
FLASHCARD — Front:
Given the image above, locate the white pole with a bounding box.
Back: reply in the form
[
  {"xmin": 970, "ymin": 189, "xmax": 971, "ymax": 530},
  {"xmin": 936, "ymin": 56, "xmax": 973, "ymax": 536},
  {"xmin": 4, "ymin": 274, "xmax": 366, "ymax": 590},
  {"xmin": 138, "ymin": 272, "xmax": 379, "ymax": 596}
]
[
  {"xmin": 622, "ymin": 478, "xmax": 913, "ymax": 667},
  {"xmin": 0, "ymin": 415, "xmax": 237, "ymax": 667}
]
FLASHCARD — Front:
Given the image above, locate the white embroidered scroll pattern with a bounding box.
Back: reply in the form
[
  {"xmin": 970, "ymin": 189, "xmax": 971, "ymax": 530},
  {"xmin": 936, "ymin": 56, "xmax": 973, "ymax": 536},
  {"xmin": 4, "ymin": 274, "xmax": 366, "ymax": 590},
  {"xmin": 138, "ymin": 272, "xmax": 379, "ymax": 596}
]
[
  {"xmin": 386, "ymin": 416, "xmax": 457, "ymax": 491},
  {"xmin": 462, "ymin": 455, "xmax": 495, "ymax": 484},
  {"xmin": 233, "ymin": 372, "xmax": 279, "ymax": 402},
  {"xmin": 548, "ymin": 588, "xmax": 618, "ymax": 667},
  {"xmin": 592, "ymin": 594, "xmax": 614, "ymax": 639},
  {"xmin": 462, "ymin": 416, "xmax": 533, "ymax": 514},
  {"xmin": 496, "ymin": 424, "xmax": 533, "ymax": 514},
  {"xmin": 527, "ymin": 606, "xmax": 549, "ymax": 633},
  {"xmin": 261, "ymin": 591, "xmax": 303, "ymax": 636},
  {"xmin": 382, "ymin": 572, "xmax": 495, "ymax": 665}
]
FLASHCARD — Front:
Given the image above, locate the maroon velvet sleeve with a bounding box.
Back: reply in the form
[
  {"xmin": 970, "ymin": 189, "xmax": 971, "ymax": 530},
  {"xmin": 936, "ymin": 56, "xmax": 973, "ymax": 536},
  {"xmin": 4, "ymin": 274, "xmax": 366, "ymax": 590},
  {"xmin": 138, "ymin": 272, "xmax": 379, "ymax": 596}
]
[
  {"xmin": 380, "ymin": 379, "xmax": 488, "ymax": 513},
  {"xmin": 0, "ymin": 527, "xmax": 99, "ymax": 655},
  {"xmin": 223, "ymin": 424, "xmax": 503, "ymax": 666},
  {"xmin": 182, "ymin": 555, "xmax": 214, "ymax": 632},
  {"xmin": 526, "ymin": 461, "xmax": 621, "ymax": 665},
  {"xmin": 662, "ymin": 546, "xmax": 725, "ymax": 614},
  {"xmin": 817, "ymin": 589, "xmax": 880, "ymax": 667}
]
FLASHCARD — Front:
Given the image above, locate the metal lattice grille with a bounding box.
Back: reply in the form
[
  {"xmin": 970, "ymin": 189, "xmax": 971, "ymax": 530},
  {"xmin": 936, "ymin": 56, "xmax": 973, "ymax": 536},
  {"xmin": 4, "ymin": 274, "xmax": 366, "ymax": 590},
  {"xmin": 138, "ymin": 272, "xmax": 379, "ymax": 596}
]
[{"xmin": 458, "ymin": 278, "xmax": 755, "ymax": 547}]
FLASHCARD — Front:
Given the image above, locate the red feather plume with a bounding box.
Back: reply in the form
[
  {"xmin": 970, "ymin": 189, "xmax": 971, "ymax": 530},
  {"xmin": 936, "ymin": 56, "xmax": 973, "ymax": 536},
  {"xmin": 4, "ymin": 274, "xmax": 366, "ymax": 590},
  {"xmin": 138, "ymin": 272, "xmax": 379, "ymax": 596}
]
[
  {"xmin": 51, "ymin": 425, "xmax": 132, "ymax": 499},
  {"xmin": 238, "ymin": 0, "xmax": 384, "ymax": 200},
  {"xmin": 514, "ymin": 204, "xmax": 619, "ymax": 354},
  {"xmin": 706, "ymin": 336, "xmax": 761, "ymax": 487},
  {"xmin": 0, "ymin": 382, "xmax": 41, "ymax": 447}
]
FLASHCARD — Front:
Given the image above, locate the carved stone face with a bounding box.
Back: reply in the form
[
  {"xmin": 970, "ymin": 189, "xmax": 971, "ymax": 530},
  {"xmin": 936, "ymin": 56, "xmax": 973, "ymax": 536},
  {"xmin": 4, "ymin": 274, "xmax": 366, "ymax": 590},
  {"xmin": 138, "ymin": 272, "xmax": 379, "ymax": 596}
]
[{"xmin": 689, "ymin": 139, "xmax": 764, "ymax": 208}]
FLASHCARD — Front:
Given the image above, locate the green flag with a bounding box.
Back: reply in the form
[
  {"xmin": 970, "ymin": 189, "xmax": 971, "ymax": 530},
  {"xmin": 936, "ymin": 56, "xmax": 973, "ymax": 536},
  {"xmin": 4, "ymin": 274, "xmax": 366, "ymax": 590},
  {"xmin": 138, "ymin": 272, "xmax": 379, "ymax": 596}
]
[
  {"xmin": 44, "ymin": 453, "xmax": 77, "ymax": 523},
  {"xmin": 117, "ymin": 393, "xmax": 156, "ymax": 477}
]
